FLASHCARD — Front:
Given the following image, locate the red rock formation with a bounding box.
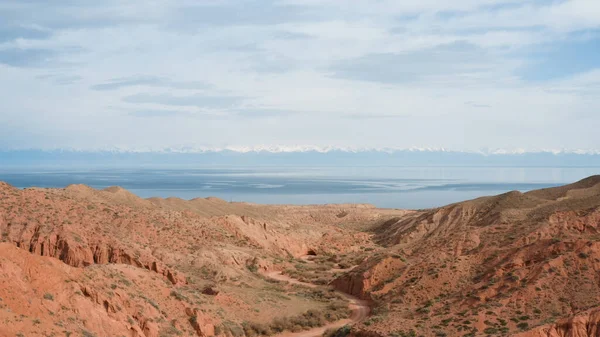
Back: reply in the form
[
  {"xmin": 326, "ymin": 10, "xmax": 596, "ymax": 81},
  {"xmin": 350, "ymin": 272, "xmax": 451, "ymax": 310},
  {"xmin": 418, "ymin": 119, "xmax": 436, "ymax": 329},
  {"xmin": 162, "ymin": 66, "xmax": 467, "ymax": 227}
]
[
  {"xmin": 186, "ymin": 307, "xmax": 216, "ymax": 337},
  {"xmin": 1, "ymin": 224, "xmax": 186, "ymax": 284},
  {"xmin": 516, "ymin": 308, "xmax": 600, "ymax": 337},
  {"xmin": 1, "ymin": 180, "xmax": 401, "ymax": 336},
  {"xmin": 331, "ymin": 256, "xmax": 405, "ymax": 299},
  {"xmin": 330, "ymin": 176, "xmax": 600, "ymax": 337}
]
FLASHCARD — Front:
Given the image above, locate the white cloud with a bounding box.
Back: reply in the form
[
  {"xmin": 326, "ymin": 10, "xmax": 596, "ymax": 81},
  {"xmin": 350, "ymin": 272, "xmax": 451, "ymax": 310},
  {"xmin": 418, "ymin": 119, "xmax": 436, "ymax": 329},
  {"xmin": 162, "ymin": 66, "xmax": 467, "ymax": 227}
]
[{"xmin": 0, "ymin": 0, "xmax": 598, "ymax": 151}]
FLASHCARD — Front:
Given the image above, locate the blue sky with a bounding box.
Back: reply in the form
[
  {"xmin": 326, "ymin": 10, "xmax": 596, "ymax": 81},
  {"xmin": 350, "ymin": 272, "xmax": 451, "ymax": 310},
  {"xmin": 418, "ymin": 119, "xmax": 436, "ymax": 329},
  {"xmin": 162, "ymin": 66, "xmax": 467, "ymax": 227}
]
[{"xmin": 0, "ymin": 0, "xmax": 599, "ymax": 152}]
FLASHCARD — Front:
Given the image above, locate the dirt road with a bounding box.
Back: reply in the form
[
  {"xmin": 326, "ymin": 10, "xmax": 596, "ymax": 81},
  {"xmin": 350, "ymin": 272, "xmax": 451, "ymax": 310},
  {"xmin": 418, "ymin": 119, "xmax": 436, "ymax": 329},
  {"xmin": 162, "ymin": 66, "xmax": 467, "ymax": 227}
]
[{"xmin": 264, "ymin": 270, "xmax": 370, "ymax": 337}]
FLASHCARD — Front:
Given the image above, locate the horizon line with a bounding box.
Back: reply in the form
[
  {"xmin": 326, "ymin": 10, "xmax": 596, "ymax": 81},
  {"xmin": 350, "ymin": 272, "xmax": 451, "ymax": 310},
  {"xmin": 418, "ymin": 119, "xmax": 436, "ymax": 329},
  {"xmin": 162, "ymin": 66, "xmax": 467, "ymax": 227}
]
[{"xmin": 3, "ymin": 146, "xmax": 600, "ymax": 156}]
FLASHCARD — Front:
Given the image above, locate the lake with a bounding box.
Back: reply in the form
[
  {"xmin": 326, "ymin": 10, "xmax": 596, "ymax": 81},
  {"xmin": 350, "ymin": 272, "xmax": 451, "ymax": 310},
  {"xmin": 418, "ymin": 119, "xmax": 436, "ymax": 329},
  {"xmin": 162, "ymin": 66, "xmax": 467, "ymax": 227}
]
[{"xmin": 0, "ymin": 166, "xmax": 598, "ymax": 209}]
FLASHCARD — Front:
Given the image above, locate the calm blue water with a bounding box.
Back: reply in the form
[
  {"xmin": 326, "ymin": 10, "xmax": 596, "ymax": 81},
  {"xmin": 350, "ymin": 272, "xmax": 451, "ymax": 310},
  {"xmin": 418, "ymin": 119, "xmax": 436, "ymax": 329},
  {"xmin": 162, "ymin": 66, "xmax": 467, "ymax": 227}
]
[{"xmin": 0, "ymin": 167, "xmax": 598, "ymax": 209}]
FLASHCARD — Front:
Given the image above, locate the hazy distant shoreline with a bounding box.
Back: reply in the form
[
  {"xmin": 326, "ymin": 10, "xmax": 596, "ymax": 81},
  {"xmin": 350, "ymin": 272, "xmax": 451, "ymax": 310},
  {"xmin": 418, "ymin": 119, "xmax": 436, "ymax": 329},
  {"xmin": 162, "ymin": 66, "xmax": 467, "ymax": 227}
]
[{"xmin": 1, "ymin": 166, "xmax": 596, "ymax": 209}]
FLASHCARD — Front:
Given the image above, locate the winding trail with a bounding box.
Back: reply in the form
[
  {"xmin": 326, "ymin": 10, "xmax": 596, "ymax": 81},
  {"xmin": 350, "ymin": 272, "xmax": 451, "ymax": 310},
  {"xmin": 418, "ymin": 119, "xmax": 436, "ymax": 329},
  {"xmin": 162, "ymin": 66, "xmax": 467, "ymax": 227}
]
[{"xmin": 263, "ymin": 269, "xmax": 370, "ymax": 337}]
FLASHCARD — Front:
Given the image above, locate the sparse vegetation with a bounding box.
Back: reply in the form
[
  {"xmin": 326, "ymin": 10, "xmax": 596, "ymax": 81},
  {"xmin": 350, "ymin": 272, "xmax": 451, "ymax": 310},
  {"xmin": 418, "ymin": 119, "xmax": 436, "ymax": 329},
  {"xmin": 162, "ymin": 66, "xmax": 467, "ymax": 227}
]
[
  {"xmin": 323, "ymin": 325, "xmax": 351, "ymax": 337},
  {"xmin": 242, "ymin": 301, "xmax": 351, "ymax": 337},
  {"xmin": 159, "ymin": 324, "xmax": 183, "ymax": 336},
  {"xmin": 483, "ymin": 327, "xmax": 498, "ymax": 334},
  {"xmin": 82, "ymin": 330, "xmax": 97, "ymax": 337},
  {"xmin": 2, "ymin": 174, "xmax": 600, "ymax": 337},
  {"xmin": 170, "ymin": 290, "xmax": 188, "ymax": 302}
]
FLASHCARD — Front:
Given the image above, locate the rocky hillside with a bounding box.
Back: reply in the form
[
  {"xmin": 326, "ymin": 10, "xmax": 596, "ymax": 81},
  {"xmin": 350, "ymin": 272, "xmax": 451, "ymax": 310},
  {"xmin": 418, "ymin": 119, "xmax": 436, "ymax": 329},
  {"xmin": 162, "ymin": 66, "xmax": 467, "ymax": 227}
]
[
  {"xmin": 3, "ymin": 176, "xmax": 600, "ymax": 337},
  {"xmin": 332, "ymin": 176, "xmax": 600, "ymax": 337},
  {"xmin": 0, "ymin": 181, "xmax": 403, "ymax": 337}
]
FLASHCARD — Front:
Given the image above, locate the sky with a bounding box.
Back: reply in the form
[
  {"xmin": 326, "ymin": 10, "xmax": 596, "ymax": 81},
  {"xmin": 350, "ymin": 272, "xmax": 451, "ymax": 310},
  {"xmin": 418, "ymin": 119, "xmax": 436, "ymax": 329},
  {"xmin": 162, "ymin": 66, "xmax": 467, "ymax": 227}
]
[{"xmin": 0, "ymin": 0, "xmax": 599, "ymax": 152}]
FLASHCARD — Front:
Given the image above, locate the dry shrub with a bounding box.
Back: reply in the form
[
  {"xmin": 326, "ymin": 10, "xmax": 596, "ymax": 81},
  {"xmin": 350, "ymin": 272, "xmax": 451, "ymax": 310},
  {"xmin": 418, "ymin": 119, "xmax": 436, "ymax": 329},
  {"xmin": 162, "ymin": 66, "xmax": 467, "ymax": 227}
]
[{"xmin": 241, "ymin": 300, "xmax": 350, "ymax": 336}]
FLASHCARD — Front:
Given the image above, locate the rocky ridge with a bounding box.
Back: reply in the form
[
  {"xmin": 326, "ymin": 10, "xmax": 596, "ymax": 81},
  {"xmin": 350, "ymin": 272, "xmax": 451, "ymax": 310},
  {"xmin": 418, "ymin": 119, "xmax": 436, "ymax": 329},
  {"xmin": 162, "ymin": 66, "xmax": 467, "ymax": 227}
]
[
  {"xmin": 328, "ymin": 176, "xmax": 600, "ymax": 337},
  {"xmin": 0, "ymin": 181, "xmax": 402, "ymax": 336}
]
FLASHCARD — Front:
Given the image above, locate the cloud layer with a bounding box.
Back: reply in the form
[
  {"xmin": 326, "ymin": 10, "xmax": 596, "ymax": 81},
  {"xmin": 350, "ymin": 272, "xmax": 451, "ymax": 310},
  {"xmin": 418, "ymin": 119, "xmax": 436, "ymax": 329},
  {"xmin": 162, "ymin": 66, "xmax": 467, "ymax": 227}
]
[{"xmin": 0, "ymin": 0, "xmax": 599, "ymax": 151}]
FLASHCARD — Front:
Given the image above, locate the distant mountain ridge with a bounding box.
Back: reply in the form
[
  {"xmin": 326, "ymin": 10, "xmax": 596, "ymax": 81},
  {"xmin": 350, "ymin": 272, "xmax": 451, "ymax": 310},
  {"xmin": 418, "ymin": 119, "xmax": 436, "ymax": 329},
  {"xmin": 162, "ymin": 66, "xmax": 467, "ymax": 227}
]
[
  {"xmin": 4, "ymin": 146, "xmax": 600, "ymax": 155},
  {"xmin": 2, "ymin": 149, "xmax": 600, "ymax": 168}
]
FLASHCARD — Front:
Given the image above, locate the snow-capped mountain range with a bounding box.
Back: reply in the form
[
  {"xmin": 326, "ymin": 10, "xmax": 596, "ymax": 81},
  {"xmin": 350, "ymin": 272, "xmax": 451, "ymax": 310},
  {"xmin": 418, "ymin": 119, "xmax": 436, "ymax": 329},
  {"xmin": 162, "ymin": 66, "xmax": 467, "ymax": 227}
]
[
  {"xmin": 2, "ymin": 146, "xmax": 600, "ymax": 168},
  {"xmin": 5, "ymin": 145, "xmax": 600, "ymax": 155}
]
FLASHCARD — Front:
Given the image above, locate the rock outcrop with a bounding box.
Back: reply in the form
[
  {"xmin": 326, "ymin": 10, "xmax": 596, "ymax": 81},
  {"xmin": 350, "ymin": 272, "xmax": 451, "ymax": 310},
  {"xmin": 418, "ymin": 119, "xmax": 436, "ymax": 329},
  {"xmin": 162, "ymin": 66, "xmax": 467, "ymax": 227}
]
[
  {"xmin": 331, "ymin": 176, "xmax": 600, "ymax": 337},
  {"xmin": 186, "ymin": 308, "xmax": 216, "ymax": 337},
  {"xmin": 516, "ymin": 308, "xmax": 600, "ymax": 337},
  {"xmin": 0, "ymin": 224, "xmax": 185, "ymax": 284},
  {"xmin": 331, "ymin": 256, "xmax": 405, "ymax": 299}
]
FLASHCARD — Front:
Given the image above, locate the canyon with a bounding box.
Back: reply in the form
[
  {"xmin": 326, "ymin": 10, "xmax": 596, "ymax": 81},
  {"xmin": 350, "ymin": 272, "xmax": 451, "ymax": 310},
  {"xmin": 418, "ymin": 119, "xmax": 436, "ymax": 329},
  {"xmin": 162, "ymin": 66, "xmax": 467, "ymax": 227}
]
[{"xmin": 1, "ymin": 176, "xmax": 600, "ymax": 336}]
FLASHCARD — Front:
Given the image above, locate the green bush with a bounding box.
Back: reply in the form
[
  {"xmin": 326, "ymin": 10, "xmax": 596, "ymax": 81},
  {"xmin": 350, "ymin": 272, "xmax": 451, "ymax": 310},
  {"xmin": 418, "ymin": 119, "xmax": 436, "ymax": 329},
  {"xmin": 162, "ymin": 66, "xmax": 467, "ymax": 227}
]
[
  {"xmin": 483, "ymin": 328, "xmax": 498, "ymax": 334},
  {"xmin": 242, "ymin": 301, "xmax": 350, "ymax": 336},
  {"xmin": 243, "ymin": 322, "xmax": 273, "ymax": 337},
  {"xmin": 82, "ymin": 330, "xmax": 97, "ymax": 337},
  {"xmin": 222, "ymin": 321, "xmax": 244, "ymax": 337},
  {"xmin": 323, "ymin": 325, "xmax": 352, "ymax": 337},
  {"xmin": 170, "ymin": 290, "xmax": 188, "ymax": 301}
]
